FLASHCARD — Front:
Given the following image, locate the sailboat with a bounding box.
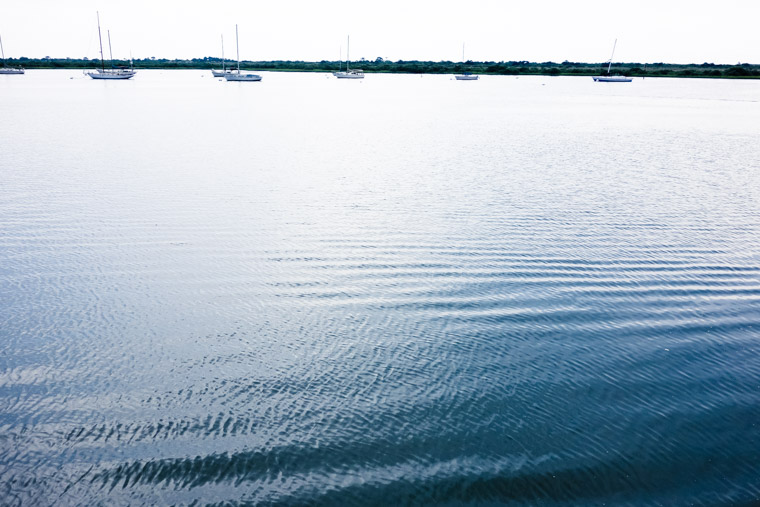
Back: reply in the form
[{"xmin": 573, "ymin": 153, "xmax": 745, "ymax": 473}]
[
  {"xmin": 225, "ymin": 25, "xmax": 262, "ymax": 82},
  {"xmin": 333, "ymin": 36, "xmax": 364, "ymax": 79},
  {"xmin": 211, "ymin": 35, "xmax": 230, "ymax": 77},
  {"xmin": 86, "ymin": 12, "xmax": 136, "ymax": 79},
  {"xmin": 592, "ymin": 39, "xmax": 632, "ymax": 82},
  {"xmin": 0, "ymin": 34, "xmax": 25, "ymax": 75},
  {"xmin": 454, "ymin": 43, "xmax": 478, "ymax": 80}
]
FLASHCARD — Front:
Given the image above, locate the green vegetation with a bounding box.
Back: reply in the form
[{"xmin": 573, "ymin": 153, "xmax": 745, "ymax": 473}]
[{"xmin": 8, "ymin": 56, "xmax": 760, "ymax": 79}]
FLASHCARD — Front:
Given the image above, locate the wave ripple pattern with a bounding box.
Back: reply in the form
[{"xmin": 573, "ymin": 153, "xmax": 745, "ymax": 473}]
[{"xmin": 1, "ymin": 71, "xmax": 759, "ymax": 505}]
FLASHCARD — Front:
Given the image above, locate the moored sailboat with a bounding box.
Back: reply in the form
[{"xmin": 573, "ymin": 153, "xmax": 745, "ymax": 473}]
[
  {"xmin": 333, "ymin": 36, "xmax": 364, "ymax": 79},
  {"xmin": 86, "ymin": 12, "xmax": 136, "ymax": 80},
  {"xmin": 211, "ymin": 35, "xmax": 230, "ymax": 77},
  {"xmin": 454, "ymin": 43, "xmax": 478, "ymax": 80},
  {"xmin": 0, "ymin": 34, "xmax": 24, "ymax": 75},
  {"xmin": 224, "ymin": 25, "xmax": 262, "ymax": 82},
  {"xmin": 592, "ymin": 39, "xmax": 632, "ymax": 82}
]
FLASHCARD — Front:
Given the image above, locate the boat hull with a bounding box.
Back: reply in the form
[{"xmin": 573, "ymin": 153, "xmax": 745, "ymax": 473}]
[
  {"xmin": 225, "ymin": 73, "xmax": 262, "ymax": 82},
  {"xmin": 333, "ymin": 71, "xmax": 364, "ymax": 79},
  {"xmin": 87, "ymin": 71, "xmax": 136, "ymax": 80},
  {"xmin": 455, "ymin": 74, "xmax": 478, "ymax": 80},
  {"xmin": 592, "ymin": 76, "xmax": 632, "ymax": 82},
  {"xmin": 0, "ymin": 68, "xmax": 24, "ymax": 75},
  {"xmin": 211, "ymin": 69, "xmax": 230, "ymax": 77}
]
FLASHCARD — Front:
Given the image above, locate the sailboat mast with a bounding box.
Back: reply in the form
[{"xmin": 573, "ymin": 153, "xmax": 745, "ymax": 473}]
[
  {"xmin": 0, "ymin": 35, "xmax": 5, "ymax": 65},
  {"xmin": 107, "ymin": 30, "xmax": 113, "ymax": 66},
  {"xmin": 96, "ymin": 11, "xmax": 105, "ymax": 71},
  {"xmin": 462, "ymin": 42, "xmax": 465, "ymax": 62},
  {"xmin": 347, "ymin": 35, "xmax": 350, "ymax": 72},
  {"xmin": 221, "ymin": 34, "xmax": 225, "ymax": 71},
  {"xmin": 236, "ymin": 24, "xmax": 240, "ymax": 72},
  {"xmin": 607, "ymin": 39, "xmax": 617, "ymax": 75}
]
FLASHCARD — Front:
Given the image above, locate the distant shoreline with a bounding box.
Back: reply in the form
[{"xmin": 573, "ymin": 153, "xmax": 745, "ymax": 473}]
[{"xmin": 7, "ymin": 58, "xmax": 760, "ymax": 79}]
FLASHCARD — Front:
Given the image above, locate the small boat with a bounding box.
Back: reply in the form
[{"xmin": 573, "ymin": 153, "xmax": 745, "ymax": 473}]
[
  {"xmin": 89, "ymin": 67, "xmax": 137, "ymax": 79},
  {"xmin": 224, "ymin": 25, "xmax": 262, "ymax": 82},
  {"xmin": 334, "ymin": 68, "xmax": 364, "ymax": 79},
  {"xmin": 211, "ymin": 34, "xmax": 231, "ymax": 77},
  {"xmin": 226, "ymin": 71, "xmax": 262, "ymax": 82},
  {"xmin": 454, "ymin": 43, "xmax": 478, "ymax": 80},
  {"xmin": 333, "ymin": 36, "xmax": 364, "ymax": 79},
  {"xmin": 593, "ymin": 75, "xmax": 633, "ymax": 82},
  {"xmin": 592, "ymin": 39, "xmax": 631, "ymax": 83},
  {"xmin": 0, "ymin": 34, "xmax": 24, "ymax": 75},
  {"xmin": 86, "ymin": 12, "xmax": 136, "ymax": 80}
]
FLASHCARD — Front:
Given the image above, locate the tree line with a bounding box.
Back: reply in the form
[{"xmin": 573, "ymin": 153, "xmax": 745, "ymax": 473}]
[{"xmin": 8, "ymin": 56, "xmax": 760, "ymax": 78}]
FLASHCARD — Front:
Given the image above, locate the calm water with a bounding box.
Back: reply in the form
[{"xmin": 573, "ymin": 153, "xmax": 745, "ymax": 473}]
[{"xmin": 1, "ymin": 70, "xmax": 759, "ymax": 505}]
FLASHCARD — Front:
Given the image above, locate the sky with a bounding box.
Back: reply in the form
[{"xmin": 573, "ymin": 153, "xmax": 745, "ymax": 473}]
[{"xmin": 1, "ymin": 0, "xmax": 759, "ymax": 64}]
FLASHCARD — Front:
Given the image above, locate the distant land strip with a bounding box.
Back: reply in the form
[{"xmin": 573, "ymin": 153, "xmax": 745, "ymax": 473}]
[{"xmin": 8, "ymin": 57, "xmax": 760, "ymax": 78}]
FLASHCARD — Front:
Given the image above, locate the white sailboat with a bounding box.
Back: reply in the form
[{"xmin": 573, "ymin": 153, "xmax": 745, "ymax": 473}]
[
  {"xmin": 211, "ymin": 35, "xmax": 230, "ymax": 77},
  {"xmin": 454, "ymin": 43, "xmax": 478, "ymax": 80},
  {"xmin": 0, "ymin": 34, "xmax": 25, "ymax": 75},
  {"xmin": 333, "ymin": 36, "xmax": 364, "ymax": 79},
  {"xmin": 592, "ymin": 39, "xmax": 632, "ymax": 82},
  {"xmin": 86, "ymin": 12, "xmax": 136, "ymax": 80},
  {"xmin": 225, "ymin": 25, "xmax": 262, "ymax": 82}
]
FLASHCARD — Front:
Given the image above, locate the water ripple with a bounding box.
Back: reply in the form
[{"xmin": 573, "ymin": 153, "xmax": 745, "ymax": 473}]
[{"xmin": 2, "ymin": 71, "xmax": 760, "ymax": 505}]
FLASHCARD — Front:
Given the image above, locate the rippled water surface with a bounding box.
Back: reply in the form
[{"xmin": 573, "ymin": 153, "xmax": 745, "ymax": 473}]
[{"xmin": 1, "ymin": 70, "xmax": 759, "ymax": 505}]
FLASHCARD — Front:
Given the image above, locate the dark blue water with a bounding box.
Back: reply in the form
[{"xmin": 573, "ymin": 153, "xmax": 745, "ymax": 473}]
[{"xmin": 1, "ymin": 70, "xmax": 759, "ymax": 505}]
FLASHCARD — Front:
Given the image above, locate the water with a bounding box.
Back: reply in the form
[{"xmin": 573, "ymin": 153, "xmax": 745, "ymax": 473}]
[{"xmin": 1, "ymin": 70, "xmax": 759, "ymax": 505}]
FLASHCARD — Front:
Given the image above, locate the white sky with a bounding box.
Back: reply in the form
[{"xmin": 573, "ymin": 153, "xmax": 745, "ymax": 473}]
[{"xmin": 1, "ymin": 0, "xmax": 758, "ymax": 64}]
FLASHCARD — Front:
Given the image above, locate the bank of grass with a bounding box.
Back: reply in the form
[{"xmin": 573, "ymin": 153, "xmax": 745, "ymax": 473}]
[{"xmin": 11, "ymin": 57, "xmax": 760, "ymax": 79}]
